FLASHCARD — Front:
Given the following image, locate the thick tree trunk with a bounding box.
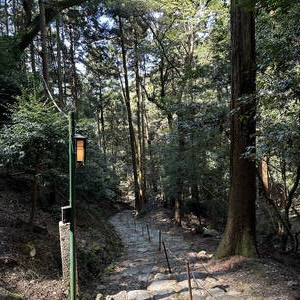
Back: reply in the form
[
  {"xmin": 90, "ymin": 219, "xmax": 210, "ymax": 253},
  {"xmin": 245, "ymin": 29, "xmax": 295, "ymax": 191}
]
[{"xmin": 216, "ymin": 0, "xmax": 257, "ymax": 258}]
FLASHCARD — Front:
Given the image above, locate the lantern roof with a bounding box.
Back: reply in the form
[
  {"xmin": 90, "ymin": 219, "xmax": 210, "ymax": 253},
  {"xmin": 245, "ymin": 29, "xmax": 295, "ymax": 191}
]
[{"xmin": 74, "ymin": 134, "xmax": 86, "ymax": 140}]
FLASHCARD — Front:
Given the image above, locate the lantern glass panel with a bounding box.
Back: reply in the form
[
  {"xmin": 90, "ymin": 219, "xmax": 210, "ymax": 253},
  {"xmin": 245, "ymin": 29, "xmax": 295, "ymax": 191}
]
[{"xmin": 76, "ymin": 140, "xmax": 85, "ymax": 162}]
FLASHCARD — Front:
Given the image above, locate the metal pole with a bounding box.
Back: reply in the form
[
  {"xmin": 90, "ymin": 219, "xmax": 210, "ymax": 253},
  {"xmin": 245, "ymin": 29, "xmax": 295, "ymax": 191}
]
[{"xmin": 69, "ymin": 112, "xmax": 76, "ymax": 300}]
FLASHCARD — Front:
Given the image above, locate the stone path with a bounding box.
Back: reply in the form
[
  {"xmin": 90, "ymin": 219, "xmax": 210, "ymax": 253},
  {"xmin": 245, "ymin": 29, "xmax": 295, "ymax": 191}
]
[{"xmin": 96, "ymin": 210, "xmax": 249, "ymax": 300}]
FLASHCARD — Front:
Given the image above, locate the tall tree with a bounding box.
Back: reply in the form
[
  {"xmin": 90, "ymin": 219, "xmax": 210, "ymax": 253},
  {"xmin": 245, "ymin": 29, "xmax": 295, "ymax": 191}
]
[
  {"xmin": 118, "ymin": 15, "xmax": 141, "ymax": 213},
  {"xmin": 217, "ymin": 0, "xmax": 257, "ymax": 257},
  {"xmin": 133, "ymin": 20, "xmax": 146, "ymax": 205},
  {"xmin": 55, "ymin": 14, "xmax": 64, "ymax": 104},
  {"xmin": 39, "ymin": 0, "xmax": 49, "ymax": 83}
]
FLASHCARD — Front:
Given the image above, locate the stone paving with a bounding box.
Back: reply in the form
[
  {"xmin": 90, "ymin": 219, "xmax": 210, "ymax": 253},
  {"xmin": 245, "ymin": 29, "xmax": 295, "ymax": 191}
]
[{"xmin": 96, "ymin": 210, "xmax": 251, "ymax": 300}]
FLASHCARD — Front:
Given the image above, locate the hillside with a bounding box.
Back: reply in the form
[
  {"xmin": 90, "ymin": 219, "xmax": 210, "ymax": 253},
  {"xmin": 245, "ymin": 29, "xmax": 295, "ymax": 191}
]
[{"xmin": 0, "ymin": 174, "xmax": 123, "ymax": 299}]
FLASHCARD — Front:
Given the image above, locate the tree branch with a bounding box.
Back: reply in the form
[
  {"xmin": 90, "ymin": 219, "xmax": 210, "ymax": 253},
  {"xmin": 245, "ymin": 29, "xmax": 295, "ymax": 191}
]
[
  {"xmin": 17, "ymin": 0, "xmax": 89, "ymax": 51},
  {"xmin": 140, "ymin": 16, "xmax": 182, "ymax": 78},
  {"xmin": 256, "ymin": 169, "xmax": 296, "ymax": 251},
  {"xmin": 287, "ymin": 166, "xmax": 300, "ymax": 210},
  {"xmin": 140, "ymin": 83, "xmax": 165, "ymax": 111}
]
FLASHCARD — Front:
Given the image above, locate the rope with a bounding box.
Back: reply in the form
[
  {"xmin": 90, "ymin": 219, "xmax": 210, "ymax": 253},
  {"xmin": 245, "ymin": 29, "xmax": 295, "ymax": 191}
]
[
  {"xmin": 191, "ymin": 270, "xmax": 213, "ymax": 297},
  {"xmin": 125, "ymin": 214, "xmax": 218, "ymax": 298},
  {"xmin": 165, "ymin": 244, "xmax": 185, "ymax": 263}
]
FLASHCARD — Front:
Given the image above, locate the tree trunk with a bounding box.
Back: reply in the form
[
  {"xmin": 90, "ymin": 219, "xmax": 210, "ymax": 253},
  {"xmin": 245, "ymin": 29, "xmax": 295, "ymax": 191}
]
[
  {"xmin": 191, "ymin": 133, "xmax": 199, "ymax": 205},
  {"xmin": 261, "ymin": 157, "xmax": 269, "ymax": 196},
  {"xmin": 4, "ymin": 0, "xmax": 9, "ymax": 35},
  {"xmin": 39, "ymin": 0, "xmax": 49, "ymax": 83},
  {"xmin": 144, "ymin": 111, "xmax": 158, "ymax": 193},
  {"xmin": 29, "ymin": 154, "xmax": 40, "ymax": 225},
  {"xmin": 174, "ymin": 24, "xmax": 194, "ymax": 225},
  {"xmin": 174, "ymin": 112, "xmax": 185, "ymax": 226},
  {"xmin": 96, "ymin": 82, "xmax": 107, "ymax": 158},
  {"xmin": 216, "ymin": 0, "xmax": 257, "ymax": 258},
  {"xmin": 134, "ymin": 33, "xmax": 146, "ymax": 207},
  {"xmin": 99, "ymin": 90, "xmax": 106, "ymax": 158},
  {"xmin": 23, "ymin": 0, "xmax": 36, "ymax": 73},
  {"xmin": 56, "ymin": 14, "xmax": 64, "ymax": 104},
  {"xmin": 119, "ymin": 16, "xmax": 140, "ymax": 213},
  {"xmin": 30, "ymin": 43, "xmax": 36, "ymax": 73},
  {"xmin": 141, "ymin": 92, "xmax": 147, "ymax": 196},
  {"xmin": 68, "ymin": 23, "xmax": 79, "ymax": 110},
  {"xmin": 61, "ymin": 20, "xmax": 68, "ymax": 98}
]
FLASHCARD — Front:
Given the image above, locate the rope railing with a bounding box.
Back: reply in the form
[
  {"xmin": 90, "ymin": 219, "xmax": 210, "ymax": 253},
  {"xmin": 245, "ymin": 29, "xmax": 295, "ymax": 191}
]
[{"xmin": 123, "ymin": 213, "xmax": 217, "ymax": 300}]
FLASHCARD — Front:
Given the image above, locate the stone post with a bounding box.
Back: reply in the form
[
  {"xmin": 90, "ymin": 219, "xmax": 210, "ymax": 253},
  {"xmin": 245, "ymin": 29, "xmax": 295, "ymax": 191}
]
[{"xmin": 59, "ymin": 206, "xmax": 71, "ymax": 281}]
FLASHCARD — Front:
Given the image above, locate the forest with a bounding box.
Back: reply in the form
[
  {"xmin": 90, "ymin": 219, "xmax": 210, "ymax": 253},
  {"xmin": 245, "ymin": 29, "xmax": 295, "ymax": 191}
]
[{"xmin": 0, "ymin": 0, "xmax": 299, "ymax": 299}]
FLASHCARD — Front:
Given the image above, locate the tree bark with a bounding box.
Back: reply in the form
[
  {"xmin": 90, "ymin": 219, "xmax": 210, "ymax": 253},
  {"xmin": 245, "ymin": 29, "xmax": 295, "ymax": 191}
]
[
  {"xmin": 68, "ymin": 23, "xmax": 79, "ymax": 110},
  {"xmin": 29, "ymin": 153, "xmax": 40, "ymax": 225},
  {"xmin": 4, "ymin": 0, "xmax": 9, "ymax": 35},
  {"xmin": 261, "ymin": 157, "xmax": 269, "ymax": 195},
  {"xmin": 118, "ymin": 16, "xmax": 140, "ymax": 213},
  {"xmin": 174, "ymin": 111, "xmax": 185, "ymax": 226},
  {"xmin": 134, "ymin": 32, "xmax": 146, "ymax": 206},
  {"xmin": 23, "ymin": 0, "xmax": 36, "ymax": 73},
  {"xmin": 216, "ymin": 0, "xmax": 257, "ymax": 258},
  {"xmin": 96, "ymin": 82, "xmax": 107, "ymax": 158},
  {"xmin": 144, "ymin": 111, "xmax": 158, "ymax": 193},
  {"xmin": 56, "ymin": 14, "xmax": 64, "ymax": 104},
  {"xmin": 174, "ymin": 23, "xmax": 194, "ymax": 226},
  {"xmin": 39, "ymin": 0, "xmax": 49, "ymax": 83}
]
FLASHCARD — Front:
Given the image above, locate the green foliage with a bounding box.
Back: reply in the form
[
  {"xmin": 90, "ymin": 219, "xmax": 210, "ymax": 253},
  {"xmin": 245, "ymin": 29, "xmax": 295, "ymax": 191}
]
[
  {"xmin": 156, "ymin": 98, "xmax": 229, "ymax": 225},
  {"xmin": 0, "ymin": 37, "xmax": 23, "ymax": 126},
  {"xmin": 256, "ymin": 1, "xmax": 300, "ymax": 183},
  {"xmin": 0, "ymin": 88, "xmax": 68, "ymax": 170},
  {"xmin": 75, "ymin": 118, "xmax": 121, "ymax": 202}
]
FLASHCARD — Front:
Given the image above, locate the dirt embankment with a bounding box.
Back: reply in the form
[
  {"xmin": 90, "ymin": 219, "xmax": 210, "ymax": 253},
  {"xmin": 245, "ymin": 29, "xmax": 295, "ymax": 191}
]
[{"xmin": 0, "ymin": 175, "xmax": 124, "ymax": 300}]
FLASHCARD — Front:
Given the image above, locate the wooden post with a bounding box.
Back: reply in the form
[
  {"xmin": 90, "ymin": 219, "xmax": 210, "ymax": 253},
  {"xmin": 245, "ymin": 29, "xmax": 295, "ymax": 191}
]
[
  {"xmin": 158, "ymin": 230, "xmax": 162, "ymax": 251},
  {"xmin": 162, "ymin": 241, "xmax": 172, "ymax": 274},
  {"xmin": 146, "ymin": 224, "xmax": 151, "ymax": 242},
  {"xmin": 186, "ymin": 260, "xmax": 193, "ymax": 300}
]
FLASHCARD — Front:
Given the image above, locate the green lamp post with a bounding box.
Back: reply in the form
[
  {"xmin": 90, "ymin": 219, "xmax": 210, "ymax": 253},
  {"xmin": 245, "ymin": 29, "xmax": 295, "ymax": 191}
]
[{"xmin": 69, "ymin": 112, "xmax": 86, "ymax": 300}]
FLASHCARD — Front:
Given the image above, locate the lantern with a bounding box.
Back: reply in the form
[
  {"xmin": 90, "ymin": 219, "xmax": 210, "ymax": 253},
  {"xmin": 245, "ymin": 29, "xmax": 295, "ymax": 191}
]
[{"xmin": 74, "ymin": 134, "xmax": 86, "ymax": 164}]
